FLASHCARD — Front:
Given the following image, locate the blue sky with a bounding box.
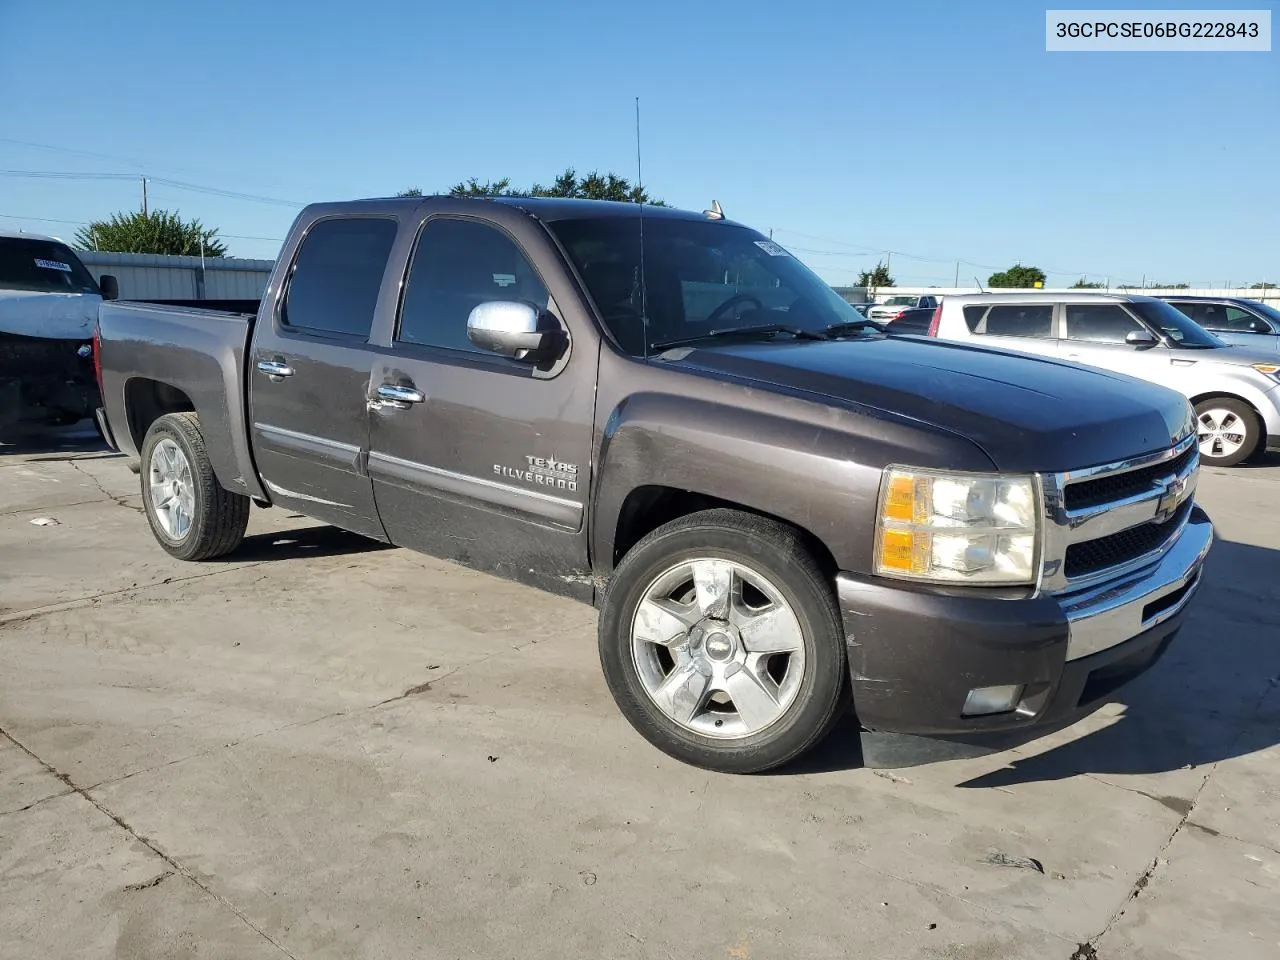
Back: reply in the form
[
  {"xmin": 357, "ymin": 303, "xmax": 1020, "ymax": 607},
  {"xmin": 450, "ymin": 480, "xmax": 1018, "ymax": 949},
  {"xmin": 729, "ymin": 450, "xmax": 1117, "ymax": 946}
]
[{"xmin": 1, "ymin": 1, "xmax": 1275, "ymax": 286}]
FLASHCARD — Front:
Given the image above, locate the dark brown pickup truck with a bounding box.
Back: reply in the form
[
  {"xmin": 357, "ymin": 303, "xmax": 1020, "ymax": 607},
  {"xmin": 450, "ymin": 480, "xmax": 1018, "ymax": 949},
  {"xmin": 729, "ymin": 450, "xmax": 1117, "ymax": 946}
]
[{"xmin": 95, "ymin": 196, "xmax": 1212, "ymax": 772}]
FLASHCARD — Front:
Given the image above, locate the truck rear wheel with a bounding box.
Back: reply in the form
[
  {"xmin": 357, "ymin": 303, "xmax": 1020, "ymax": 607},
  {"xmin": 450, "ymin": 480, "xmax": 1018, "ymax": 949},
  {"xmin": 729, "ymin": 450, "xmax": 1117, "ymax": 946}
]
[
  {"xmin": 140, "ymin": 413, "xmax": 249, "ymax": 560},
  {"xmin": 598, "ymin": 509, "xmax": 847, "ymax": 773}
]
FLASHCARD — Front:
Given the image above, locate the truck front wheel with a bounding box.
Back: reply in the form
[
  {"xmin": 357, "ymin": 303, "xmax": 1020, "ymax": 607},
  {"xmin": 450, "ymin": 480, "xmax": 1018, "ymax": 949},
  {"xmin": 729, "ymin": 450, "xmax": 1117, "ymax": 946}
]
[
  {"xmin": 140, "ymin": 413, "xmax": 249, "ymax": 560},
  {"xmin": 598, "ymin": 509, "xmax": 847, "ymax": 773}
]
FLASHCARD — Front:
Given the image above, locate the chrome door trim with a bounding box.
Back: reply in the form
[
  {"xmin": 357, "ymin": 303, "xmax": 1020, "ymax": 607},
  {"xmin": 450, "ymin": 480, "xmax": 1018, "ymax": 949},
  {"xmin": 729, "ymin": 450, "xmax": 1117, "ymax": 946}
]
[
  {"xmin": 252, "ymin": 422, "xmax": 362, "ymax": 470},
  {"xmin": 368, "ymin": 451, "xmax": 582, "ymax": 530}
]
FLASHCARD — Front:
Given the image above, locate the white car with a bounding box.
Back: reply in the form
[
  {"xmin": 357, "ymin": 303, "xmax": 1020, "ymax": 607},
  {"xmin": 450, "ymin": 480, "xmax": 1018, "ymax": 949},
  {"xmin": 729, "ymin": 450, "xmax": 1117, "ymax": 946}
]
[
  {"xmin": 1, "ymin": 229, "xmax": 116, "ymax": 435},
  {"xmin": 928, "ymin": 291, "xmax": 1280, "ymax": 467},
  {"xmin": 866, "ymin": 294, "xmax": 938, "ymax": 322}
]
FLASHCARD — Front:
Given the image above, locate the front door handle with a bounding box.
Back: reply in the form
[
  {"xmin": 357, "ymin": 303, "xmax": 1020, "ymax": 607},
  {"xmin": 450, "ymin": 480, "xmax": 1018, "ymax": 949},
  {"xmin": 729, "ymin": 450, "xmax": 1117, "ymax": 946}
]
[
  {"xmin": 373, "ymin": 383, "xmax": 425, "ymax": 410},
  {"xmin": 256, "ymin": 360, "xmax": 295, "ymax": 380}
]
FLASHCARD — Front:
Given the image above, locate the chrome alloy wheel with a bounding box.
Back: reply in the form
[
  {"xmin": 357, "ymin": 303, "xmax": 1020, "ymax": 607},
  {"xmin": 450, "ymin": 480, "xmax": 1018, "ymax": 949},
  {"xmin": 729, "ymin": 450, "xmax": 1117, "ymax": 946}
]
[
  {"xmin": 1197, "ymin": 407, "xmax": 1247, "ymax": 460},
  {"xmin": 148, "ymin": 437, "xmax": 195, "ymax": 540},
  {"xmin": 630, "ymin": 558, "xmax": 806, "ymax": 739}
]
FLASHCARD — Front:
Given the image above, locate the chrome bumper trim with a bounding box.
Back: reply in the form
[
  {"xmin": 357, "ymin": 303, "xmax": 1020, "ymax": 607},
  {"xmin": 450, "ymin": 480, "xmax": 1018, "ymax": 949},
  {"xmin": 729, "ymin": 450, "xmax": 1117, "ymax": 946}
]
[{"xmin": 1061, "ymin": 508, "xmax": 1212, "ymax": 661}]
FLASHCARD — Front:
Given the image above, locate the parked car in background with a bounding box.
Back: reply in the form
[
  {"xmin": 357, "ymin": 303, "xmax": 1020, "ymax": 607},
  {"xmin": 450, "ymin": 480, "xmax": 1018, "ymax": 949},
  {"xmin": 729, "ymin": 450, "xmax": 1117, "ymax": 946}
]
[
  {"xmin": 879, "ymin": 305, "xmax": 937, "ymax": 335},
  {"xmin": 96, "ymin": 195, "xmax": 1210, "ymax": 773},
  {"xmin": 929, "ymin": 292, "xmax": 1280, "ymax": 467},
  {"xmin": 866, "ymin": 294, "xmax": 939, "ymax": 322},
  {"xmin": 0, "ymin": 229, "xmax": 118, "ymax": 438},
  {"xmin": 1162, "ymin": 296, "xmax": 1280, "ymax": 352}
]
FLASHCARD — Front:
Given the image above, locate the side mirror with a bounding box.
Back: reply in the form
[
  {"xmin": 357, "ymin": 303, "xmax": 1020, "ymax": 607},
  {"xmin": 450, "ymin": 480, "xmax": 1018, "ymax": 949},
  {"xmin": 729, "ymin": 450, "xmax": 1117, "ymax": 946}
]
[
  {"xmin": 1247, "ymin": 319, "xmax": 1272, "ymax": 334},
  {"xmin": 98, "ymin": 274, "xmax": 119, "ymax": 301},
  {"xmin": 1125, "ymin": 329, "xmax": 1157, "ymax": 346},
  {"xmin": 466, "ymin": 301, "xmax": 566, "ymax": 364}
]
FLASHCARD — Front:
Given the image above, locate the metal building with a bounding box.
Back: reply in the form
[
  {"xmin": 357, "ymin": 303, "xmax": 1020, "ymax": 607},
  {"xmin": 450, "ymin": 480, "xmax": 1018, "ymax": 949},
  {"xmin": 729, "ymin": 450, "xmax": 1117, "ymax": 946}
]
[{"xmin": 78, "ymin": 251, "xmax": 275, "ymax": 301}]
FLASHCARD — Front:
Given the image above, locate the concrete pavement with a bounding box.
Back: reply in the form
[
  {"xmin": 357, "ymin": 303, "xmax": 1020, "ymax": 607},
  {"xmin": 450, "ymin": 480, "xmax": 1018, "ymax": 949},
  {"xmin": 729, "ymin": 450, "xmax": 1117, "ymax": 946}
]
[{"xmin": 2, "ymin": 424, "xmax": 1278, "ymax": 959}]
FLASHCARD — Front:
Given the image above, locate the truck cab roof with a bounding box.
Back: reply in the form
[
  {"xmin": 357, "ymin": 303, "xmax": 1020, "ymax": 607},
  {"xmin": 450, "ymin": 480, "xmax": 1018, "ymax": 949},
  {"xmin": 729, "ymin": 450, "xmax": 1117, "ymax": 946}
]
[{"xmin": 347, "ymin": 195, "xmax": 743, "ymax": 226}]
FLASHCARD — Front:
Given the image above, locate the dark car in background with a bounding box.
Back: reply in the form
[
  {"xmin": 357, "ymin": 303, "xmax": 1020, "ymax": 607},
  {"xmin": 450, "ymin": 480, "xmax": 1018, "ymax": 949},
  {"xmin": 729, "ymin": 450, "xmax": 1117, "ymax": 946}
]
[
  {"xmin": 1163, "ymin": 296, "xmax": 1280, "ymax": 353},
  {"xmin": 879, "ymin": 305, "xmax": 938, "ymax": 335}
]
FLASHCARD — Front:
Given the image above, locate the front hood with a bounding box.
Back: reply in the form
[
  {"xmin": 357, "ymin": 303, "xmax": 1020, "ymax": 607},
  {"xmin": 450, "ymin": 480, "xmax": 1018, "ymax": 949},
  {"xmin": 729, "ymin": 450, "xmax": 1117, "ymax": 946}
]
[
  {"xmin": 0, "ymin": 289, "xmax": 101, "ymax": 340},
  {"xmin": 1192, "ymin": 342, "xmax": 1280, "ymax": 365},
  {"xmin": 662, "ymin": 336, "xmax": 1193, "ymax": 473}
]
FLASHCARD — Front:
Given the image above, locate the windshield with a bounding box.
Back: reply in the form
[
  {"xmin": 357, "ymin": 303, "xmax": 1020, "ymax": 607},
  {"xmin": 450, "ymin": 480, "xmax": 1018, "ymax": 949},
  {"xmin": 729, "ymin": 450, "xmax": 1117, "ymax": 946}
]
[
  {"xmin": 0, "ymin": 237, "xmax": 100, "ymax": 295},
  {"xmin": 1245, "ymin": 300, "xmax": 1280, "ymax": 325},
  {"xmin": 1129, "ymin": 299, "xmax": 1223, "ymax": 348},
  {"xmin": 884, "ymin": 296, "xmax": 916, "ymax": 306},
  {"xmin": 547, "ymin": 217, "xmax": 871, "ymax": 356}
]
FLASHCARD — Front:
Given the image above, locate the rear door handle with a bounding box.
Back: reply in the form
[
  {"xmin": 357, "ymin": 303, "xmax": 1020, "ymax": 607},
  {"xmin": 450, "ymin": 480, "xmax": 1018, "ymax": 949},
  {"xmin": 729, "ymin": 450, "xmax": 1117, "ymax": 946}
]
[
  {"xmin": 256, "ymin": 360, "xmax": 295, "ymax": 380},
  {"xmin": 374, "ymin": 383, "xmax": 425, "ymax": 410}
]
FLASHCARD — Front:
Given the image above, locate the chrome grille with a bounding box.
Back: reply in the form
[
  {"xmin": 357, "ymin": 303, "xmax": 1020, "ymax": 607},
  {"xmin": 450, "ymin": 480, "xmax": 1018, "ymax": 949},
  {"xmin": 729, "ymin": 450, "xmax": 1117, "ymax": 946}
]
[{"xmin": 1041, "ymin": 433, "xmax": 1199, "ymax": 594}]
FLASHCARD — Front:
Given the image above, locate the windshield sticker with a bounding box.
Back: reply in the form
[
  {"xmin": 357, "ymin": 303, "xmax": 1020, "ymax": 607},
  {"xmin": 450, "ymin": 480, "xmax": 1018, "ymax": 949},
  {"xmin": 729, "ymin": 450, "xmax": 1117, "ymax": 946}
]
[
  {"xmin": 35, "ymin": 258, "xmax": 73, "ymax": 272},
  {"xmin": 492, "ymin": 273, "xmax": 516, "ymax": 287},
  {"xmin": 753, "ymin": 240, "xmax": 790, "ymax": 257}
]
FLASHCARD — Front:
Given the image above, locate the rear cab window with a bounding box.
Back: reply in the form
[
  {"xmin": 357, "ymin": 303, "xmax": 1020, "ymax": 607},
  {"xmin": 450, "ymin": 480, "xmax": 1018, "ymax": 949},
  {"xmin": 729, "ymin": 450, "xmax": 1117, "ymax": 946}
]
[{"xmin": 281, "ymin": 217, "xmax": 398, "ymax": 339}]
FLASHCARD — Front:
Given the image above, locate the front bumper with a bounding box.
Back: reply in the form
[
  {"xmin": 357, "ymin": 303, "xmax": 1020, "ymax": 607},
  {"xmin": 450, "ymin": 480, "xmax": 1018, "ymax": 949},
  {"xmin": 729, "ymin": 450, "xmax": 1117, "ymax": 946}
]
[{"xmin": 839, "ymin": 505, "xmax": 1212, "ymax": 748}]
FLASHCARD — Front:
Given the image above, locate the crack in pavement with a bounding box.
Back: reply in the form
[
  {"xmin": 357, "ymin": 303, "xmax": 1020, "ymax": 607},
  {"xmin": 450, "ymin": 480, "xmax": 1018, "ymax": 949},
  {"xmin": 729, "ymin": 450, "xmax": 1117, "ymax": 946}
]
[
  {"xmin": 0, "ymin": 724, "xmax": 301, "ymax": 960},
  {"xmin": 1075, "ymin": 676, "xmax": 1280, "ymax": 958},
  {"xmin": 0, "ymin": 788, "xmax": 77, "ymax": 818},
  {"xmin": 0, "ymin": 562, "xmax": 273, "ymax": 627},
  {"xmin": 1, "ymin": 499, "xmax": 110, "ymax": 519},
  {"xmin": 68, "ymin": 459, "xmax": 144, "ymax": 514}
]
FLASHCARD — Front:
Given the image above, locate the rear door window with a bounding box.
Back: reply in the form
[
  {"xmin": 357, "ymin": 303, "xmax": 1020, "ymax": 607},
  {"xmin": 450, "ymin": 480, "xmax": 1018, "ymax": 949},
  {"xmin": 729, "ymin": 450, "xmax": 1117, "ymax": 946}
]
[
  {"xmin": 1225, "ymin": 306, "xmax": 1267, "ymax": 331},
  {"xmin": 1063, "ymin": 304, "xmax": 1145, "ymax": 343},
  {"xmin": 281, "ymin": 218, "xmax": 397, "ymax": 339},
  {"xmin": 977, "ymin": 304, "xmax": 1054, "ymax": 338}
]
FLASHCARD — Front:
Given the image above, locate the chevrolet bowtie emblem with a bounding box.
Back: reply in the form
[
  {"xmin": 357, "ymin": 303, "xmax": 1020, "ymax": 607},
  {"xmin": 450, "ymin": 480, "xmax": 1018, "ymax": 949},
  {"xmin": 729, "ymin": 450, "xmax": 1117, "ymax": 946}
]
[{"xmin": 1154, "ymin": 475, "xmax": 1188, "ymax": 523}]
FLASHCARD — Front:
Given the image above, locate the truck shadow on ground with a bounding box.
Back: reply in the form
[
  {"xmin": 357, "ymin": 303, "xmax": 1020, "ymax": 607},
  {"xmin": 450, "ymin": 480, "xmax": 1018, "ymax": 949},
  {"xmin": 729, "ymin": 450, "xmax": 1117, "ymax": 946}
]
[
  {"xmin": 787, "ymin": 538, "xmax": 1280, "ymax": 781},
  {"xmin": 216, "ymin": 523, "xmax": 392, "ymax": 562},
  {"xmin": 0, "ymin": 421, "xmax": 109, "ymax": 456}
]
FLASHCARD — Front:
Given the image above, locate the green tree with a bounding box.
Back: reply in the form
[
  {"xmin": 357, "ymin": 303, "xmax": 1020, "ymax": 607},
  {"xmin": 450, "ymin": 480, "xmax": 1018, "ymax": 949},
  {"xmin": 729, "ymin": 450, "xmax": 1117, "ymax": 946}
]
[
  {"xmin": 1250, "ymin": 281, "xmax": 1276, "ymax": 290},
  {"xmin": 395, "ymin": 187, "xmax": 424, "ymax": 197},
  {"xmin": 75, "ymin": 210, "xmax": 227, "ymax": 257},
  {"xmin": 858, "ymin": 261, "xmax": 895, "ymax": 287},
  {"xmin": 441, "ymin": 168, "xmax": 663, "ymax": 204},
  {"xmin": 1070, "ymin": 278, "xmax": 1105, "ymax": 289},
  {"xmin": 446, "ymin": 177, "xmax": 513, "ymax": 197},
  {"xmin": 988, "ymin": 264, "xmax": 1046, "ymax": 288}
]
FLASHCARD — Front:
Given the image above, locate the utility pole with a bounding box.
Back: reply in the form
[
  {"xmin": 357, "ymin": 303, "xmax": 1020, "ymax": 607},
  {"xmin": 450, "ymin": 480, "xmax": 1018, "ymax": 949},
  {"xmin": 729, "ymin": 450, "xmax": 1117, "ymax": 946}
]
[
  {"xmin": 954, "ymin": 261, "xmax": 960, "ymax": 287},
  {"xmin": 141, "ymin": 176, "xmax": 149, "ymax": 217}
]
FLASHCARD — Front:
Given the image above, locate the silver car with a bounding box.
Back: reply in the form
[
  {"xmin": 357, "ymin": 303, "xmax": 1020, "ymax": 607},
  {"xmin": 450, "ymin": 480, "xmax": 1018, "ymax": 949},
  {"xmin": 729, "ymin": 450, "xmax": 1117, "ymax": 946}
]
[
  {"xmin": 931, "ymin": 292, "xmax": 1280, "ymax": 467},
  {"xmin": 1162, "ymin": 296, "xmax": 1280, "ymax": 353},
  {"xmin": 866, "ymin": 294, "xmax": 939, "ymax": 322}
]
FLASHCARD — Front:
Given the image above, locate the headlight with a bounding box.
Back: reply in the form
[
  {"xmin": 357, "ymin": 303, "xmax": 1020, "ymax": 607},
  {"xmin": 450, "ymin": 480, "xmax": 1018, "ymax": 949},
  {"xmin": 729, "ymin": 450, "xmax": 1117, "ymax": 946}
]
[{"xmin": 875, "ymin": 467, "xmax": 1041, "ymax": 585}]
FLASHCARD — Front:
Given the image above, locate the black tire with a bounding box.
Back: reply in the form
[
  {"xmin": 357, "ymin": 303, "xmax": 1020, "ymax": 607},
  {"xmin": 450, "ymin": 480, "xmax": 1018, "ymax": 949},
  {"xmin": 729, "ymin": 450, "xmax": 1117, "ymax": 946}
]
[
  {"xmin": 598, "ymin": 509, "xmax": 847, "ymax": 773},
  {"xmin": 139, "ymin": 412, "xmax": 249, "ymax": 560},
  {"xmin": 1194, "ymin": 397, "xmax": 1260, "ymax": 468}
]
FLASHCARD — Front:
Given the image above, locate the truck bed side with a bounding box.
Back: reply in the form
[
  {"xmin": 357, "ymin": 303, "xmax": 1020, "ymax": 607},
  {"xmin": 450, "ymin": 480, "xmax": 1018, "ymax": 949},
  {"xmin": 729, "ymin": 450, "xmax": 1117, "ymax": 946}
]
[{"xmin": 97, "ymin": 301, "xmax": 266, "ymax": 501}]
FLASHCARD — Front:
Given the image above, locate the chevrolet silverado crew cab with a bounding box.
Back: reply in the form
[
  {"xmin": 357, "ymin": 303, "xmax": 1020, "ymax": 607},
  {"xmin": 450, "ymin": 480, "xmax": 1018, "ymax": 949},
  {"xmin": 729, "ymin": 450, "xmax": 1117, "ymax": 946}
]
[{"xmin": 95, "ymin": 196, "xmax": 1212, "ymax": 773}]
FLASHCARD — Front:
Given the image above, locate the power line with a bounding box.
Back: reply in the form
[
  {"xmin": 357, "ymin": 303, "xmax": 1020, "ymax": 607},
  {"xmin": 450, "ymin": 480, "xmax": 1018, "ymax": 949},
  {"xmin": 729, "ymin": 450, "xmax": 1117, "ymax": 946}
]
[
  {"xmin": 0, "ymin": 137, "xmax": 300, "ymax": 190},
  {"xmin": 0, "ymin": 170, "xmax": 304, "ymax": 208},
  {"xmin": 0, "ymin": 212, "xmax": 284, "ymax": 243}
]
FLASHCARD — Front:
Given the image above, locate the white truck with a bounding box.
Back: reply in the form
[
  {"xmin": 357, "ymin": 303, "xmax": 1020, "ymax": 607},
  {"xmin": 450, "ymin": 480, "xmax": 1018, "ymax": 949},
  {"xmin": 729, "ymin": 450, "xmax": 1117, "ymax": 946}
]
[{"xmin": 0, "ymin": 229, "xmax": 117, "ymax": 438}]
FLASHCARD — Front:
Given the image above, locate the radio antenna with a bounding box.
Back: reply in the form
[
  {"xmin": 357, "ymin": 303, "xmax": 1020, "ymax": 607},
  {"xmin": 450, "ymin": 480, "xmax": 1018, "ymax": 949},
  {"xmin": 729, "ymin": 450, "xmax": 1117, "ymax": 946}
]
[{"xmin": 635, "ymin": 96, "xmax": 649, "ymax": 356}]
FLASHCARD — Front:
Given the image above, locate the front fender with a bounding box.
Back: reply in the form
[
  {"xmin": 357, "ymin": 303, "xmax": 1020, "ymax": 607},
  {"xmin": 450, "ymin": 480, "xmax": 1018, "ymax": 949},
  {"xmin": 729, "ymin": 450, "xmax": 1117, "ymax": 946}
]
[{"xmin": 590, "ymin": 392, "xmax": 991, "ymax": 575}]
